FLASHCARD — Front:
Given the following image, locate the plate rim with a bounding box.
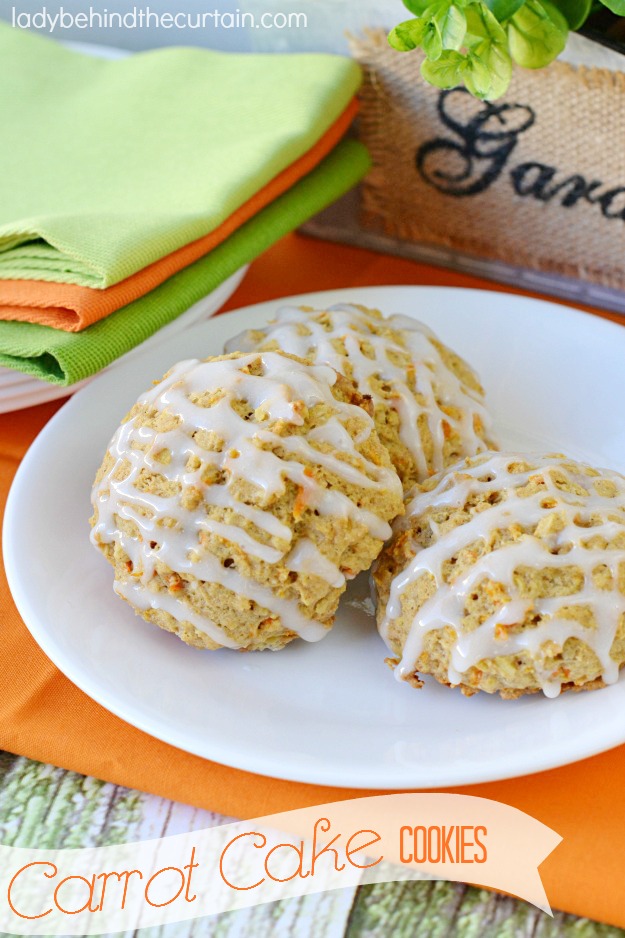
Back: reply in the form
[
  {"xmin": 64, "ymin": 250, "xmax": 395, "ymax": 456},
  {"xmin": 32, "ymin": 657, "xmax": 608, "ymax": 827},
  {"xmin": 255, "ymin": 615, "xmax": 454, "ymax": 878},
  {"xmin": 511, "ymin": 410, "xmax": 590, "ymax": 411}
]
[
  {"xmin": 0, "ymin": 265, "xmax": 248, "ymax": 414},
  {"xmin": 6, "ymin": 283, "xmax": 625, "ymax": 789}
]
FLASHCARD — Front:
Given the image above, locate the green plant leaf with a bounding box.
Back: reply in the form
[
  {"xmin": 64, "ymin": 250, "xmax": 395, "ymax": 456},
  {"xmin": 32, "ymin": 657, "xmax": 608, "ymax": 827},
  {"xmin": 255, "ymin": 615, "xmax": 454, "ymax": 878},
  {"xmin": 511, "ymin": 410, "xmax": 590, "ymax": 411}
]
[
  {"xmin": 483, "ymin": 0, "xmax": 526, "ymax": 21},
  {"xmin": 391, "ymin": 0, "xmax": 569, "ymax": 100},
  {"xmin": 464, "ymin": 52, "xmax": 493, "ymax": 96},
  {"xmin": 507, "ymin": 0, "xmax": 567, "ymax": 67},
  {"xmin": 434, "ymin": 3, "xmax": 468, "ymax": 48},
  {"xmin": 445, "ymin": 3, "xmax": 512, "ymax": 99},
  {"xmin": 541, "ymin": 0, "xmax": 571, "ymax": 29},
  {"xmin": 484, "ymin": 44, "xmax": 513, "ymax": 97},
  {"xmin": 471, "ymin": 38, "xmax": 513, "ymax": 96},
  {"xmin": 464, "ymin": 2, "xmax": 508, "ymax": 46},
  {"xmin": 548, "ymin": 0, "xmax": 592, "ymax": 27},
  {"xmin": 403, "ymin": 0, "xmax": 432, "ymax": 14},
  {"xmin": 600, "ymin": 0, "xmax": 625, "ymax": 13},
  {"xmin": 421, "ymin": 49, "xmax": 466, "ymax": 87},
  {"xmin": 388, "ymin": 17, "xmax": 428, "ymax": 50},
  {"xmin": 422, "ymin": 21, "xmax": 444, "ymax": 58}
]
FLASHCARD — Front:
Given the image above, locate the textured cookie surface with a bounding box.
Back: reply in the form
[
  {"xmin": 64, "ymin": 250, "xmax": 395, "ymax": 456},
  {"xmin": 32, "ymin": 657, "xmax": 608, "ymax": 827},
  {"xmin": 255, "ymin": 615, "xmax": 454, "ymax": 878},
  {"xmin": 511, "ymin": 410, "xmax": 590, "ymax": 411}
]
[
  {"xmin": 91, "ymin": 351, "xmax": 403, "ymax": 651},
  {"xmin": 374, "ymin": 451, "xmax": 625, "ymax": 698},
  {"xmin": 226, "ymin": 303, "xmax": 494, "ymax": 489}
]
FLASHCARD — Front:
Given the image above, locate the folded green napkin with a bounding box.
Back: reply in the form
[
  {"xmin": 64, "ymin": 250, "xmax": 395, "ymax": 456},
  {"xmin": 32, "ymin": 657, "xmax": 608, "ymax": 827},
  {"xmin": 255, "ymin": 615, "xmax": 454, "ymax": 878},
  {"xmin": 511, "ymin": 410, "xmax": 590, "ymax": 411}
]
[
  {"xmin": 0, "ymin": 23, "xmax": 361, "ymax": 288},
  {"xmin": 0, "ymin": 140, "xmax": 370, "ymax": 385}
]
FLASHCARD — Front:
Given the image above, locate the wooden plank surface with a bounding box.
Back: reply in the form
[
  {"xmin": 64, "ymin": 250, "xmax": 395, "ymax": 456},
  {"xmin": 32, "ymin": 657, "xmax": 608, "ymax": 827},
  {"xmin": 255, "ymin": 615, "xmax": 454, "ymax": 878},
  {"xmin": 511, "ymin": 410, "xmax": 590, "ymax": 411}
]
[{"xmin": 0, "ymin": 751, "xmax": 621, "ymax": 938}]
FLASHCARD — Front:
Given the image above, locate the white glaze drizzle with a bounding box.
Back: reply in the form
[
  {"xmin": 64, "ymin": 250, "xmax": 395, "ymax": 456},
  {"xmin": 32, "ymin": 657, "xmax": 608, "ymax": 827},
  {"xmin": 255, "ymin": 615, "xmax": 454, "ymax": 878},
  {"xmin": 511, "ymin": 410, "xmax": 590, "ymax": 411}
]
[
  {"xmin": 114, "ymin": 578, "xmax": 239, "ymax": 649},
  {"xmin": 226, "ymin": 303, "xmax": 492, "ymax": 481},
  {"xmin": 378, "ymin": 452, "xmax": 625, "ymax": 697},
  {"xmin": 92, "ymin": 351, "xmax": 401, "ymax": 647}
]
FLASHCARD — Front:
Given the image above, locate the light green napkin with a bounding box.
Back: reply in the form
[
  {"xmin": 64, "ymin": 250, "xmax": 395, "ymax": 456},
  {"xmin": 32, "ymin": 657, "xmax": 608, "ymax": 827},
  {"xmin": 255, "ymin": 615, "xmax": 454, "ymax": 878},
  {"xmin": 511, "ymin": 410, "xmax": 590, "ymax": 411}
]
[
  {"xmin": 0, "ymin": 140, "xmax": 370, "ymax": 385},
  {"xmin": 0, "ymin": 23, "xmax": 361, "ymax": 288}
]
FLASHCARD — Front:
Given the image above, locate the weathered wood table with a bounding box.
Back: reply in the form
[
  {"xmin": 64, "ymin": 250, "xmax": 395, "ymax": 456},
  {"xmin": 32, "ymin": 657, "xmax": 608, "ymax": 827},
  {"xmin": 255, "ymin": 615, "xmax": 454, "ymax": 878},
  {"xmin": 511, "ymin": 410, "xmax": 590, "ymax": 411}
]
[{"xmin": 0, "ymin": 751, "xmax": 619, "ymax": 937}]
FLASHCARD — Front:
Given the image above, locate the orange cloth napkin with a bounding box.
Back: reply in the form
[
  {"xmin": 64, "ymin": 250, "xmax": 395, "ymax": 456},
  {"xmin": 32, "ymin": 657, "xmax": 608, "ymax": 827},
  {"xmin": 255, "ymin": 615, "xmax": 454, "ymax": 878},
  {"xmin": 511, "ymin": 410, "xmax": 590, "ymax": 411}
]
[
  {"xmin": 0, "ymin": 101, "xmax": 357, "ymax": 332},
  {"xmin": 2, "ymin": 234, "xmax": 625, "ymax": 929}
]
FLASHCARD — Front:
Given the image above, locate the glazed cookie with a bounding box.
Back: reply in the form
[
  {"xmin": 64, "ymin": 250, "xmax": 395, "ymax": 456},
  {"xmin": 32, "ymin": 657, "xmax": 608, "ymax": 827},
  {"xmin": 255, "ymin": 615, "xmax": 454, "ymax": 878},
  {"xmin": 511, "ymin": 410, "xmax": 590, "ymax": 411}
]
[
  {"xmin": 373, "ymin": 451, "xmax": 625, "ymax": 698},
  {"xmin": 225, "ymin": 303, "xmax": 494, "ymax": 488},
  {"xmin": 91, "ymin": 351, "xmax": 403, "ymax": 651}
]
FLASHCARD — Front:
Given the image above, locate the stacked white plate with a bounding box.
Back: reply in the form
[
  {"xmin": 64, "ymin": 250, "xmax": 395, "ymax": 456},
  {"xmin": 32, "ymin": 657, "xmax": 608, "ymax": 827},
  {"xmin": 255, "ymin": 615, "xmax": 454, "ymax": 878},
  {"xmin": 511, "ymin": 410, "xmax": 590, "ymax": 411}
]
[{"xmin": 0, "ymin": 266, "xmax": 247, "ymax": 414}]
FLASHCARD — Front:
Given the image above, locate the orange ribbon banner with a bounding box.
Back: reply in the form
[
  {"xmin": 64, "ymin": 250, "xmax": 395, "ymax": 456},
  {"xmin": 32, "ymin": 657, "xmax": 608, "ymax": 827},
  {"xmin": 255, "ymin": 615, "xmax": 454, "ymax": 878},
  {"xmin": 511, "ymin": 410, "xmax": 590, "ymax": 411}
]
[{"xmin": 2, "ymin": 794, "xmax": 561, "ymax": 933}]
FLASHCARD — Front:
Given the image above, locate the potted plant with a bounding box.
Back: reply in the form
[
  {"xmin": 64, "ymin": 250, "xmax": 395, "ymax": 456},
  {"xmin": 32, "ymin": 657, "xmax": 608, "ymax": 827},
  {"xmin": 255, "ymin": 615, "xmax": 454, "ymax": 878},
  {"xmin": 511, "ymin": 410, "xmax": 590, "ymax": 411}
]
[
  {"xmin": 304, "ymin": 2, "xmax": 625, "ymax": 312},
  {"xmin": 387, "ymin": 0, "xmax": 625, "ymax": 98}
]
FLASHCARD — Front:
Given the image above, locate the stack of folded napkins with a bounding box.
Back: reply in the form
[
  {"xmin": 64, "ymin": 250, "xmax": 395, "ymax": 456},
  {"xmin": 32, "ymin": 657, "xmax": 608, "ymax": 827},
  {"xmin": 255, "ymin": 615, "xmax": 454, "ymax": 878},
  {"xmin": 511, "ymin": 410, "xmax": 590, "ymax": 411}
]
[{"xmin": 0, "ymin": 23, "xmax": 369, "ymax": 386}]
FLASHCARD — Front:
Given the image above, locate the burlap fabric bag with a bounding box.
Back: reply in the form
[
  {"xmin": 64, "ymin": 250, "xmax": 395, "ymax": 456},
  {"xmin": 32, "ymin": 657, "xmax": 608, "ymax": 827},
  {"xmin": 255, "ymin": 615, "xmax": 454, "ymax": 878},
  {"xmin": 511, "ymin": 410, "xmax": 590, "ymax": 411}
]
[{"xmin": 350, "ymin": 29, "xmax": 625, "ymax": 289}]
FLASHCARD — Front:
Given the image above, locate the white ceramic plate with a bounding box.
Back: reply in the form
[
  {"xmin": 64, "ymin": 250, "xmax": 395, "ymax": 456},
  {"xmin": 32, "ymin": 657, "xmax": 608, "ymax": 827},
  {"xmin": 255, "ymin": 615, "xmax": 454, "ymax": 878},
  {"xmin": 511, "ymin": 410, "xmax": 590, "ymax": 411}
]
[
  {"xmin": 6, "ymin": 285, "xmax": 625, "ymax": 789},
  {"xmin": 0, "ymin": 266, "xmax": 247, "ymax": 413}
]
